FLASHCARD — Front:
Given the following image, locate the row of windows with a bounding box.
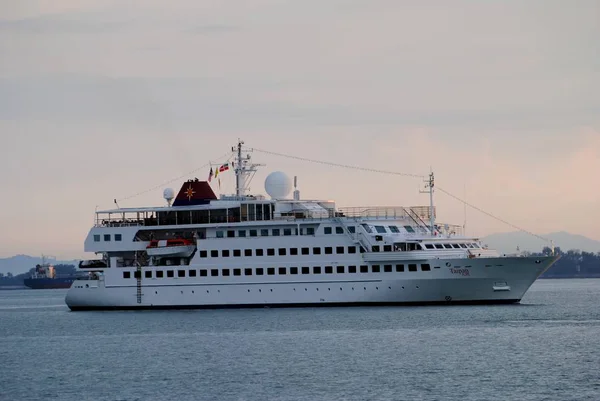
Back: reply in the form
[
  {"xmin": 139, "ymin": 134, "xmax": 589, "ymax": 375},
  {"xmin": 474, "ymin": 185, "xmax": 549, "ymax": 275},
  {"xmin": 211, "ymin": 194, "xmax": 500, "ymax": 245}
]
[
  {"xmin": 199, "ymin": 245, "xmax": 361, "ymax": 258},
  {"xmin": 123, "ymin": 263, "xmax": 434, "ymax": 279},
  {"xmin": 94, "ymin": 234, "xmax": 122, "ymax": 242}
]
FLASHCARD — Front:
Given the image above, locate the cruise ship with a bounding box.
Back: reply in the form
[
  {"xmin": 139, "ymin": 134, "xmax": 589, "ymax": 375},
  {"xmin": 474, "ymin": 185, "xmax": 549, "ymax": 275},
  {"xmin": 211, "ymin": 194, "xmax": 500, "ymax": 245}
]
[{"xmin": 65, "ymin": 140, "xmax": 559, "ymax": 310}]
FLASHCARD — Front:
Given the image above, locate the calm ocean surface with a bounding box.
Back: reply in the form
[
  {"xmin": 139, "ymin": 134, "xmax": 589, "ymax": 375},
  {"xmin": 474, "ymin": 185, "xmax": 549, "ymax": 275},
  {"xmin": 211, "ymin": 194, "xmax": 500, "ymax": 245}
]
[{"xmin": 1, "ymin": 279, "xmax": 599, "ymax": 401}]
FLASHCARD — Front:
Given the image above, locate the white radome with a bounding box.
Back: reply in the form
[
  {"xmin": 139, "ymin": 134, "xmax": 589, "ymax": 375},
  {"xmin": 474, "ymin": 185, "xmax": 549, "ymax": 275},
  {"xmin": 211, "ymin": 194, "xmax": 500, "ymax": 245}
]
[
  {"xmin": 264, "ymin": 171, "xmax": 292, "ymax": 199},
  {"xmin": 163, "ymin": 188, "xmax": 175, "ymax": 202}
]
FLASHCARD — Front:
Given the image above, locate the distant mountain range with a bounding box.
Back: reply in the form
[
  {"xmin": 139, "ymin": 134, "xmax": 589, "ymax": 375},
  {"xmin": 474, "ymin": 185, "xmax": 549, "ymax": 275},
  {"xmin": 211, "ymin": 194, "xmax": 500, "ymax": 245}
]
[
  {"xmin": 481, "ymin": 231, "xmax": 600, "ymax": 254},
  {"xmin": 0, "ymin": 255, "xmax": 80, "ymax": 275}
]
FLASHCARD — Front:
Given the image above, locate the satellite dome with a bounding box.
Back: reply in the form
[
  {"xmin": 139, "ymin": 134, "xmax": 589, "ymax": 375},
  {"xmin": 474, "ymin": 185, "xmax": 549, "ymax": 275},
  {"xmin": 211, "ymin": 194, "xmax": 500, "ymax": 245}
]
[
  {"xmin": 264, "ymin": 171, "xmax": 292, "ymax": 199},
  {"xmin": 163, "ymin": 188, "xmax": 175, "ymax": 204}
]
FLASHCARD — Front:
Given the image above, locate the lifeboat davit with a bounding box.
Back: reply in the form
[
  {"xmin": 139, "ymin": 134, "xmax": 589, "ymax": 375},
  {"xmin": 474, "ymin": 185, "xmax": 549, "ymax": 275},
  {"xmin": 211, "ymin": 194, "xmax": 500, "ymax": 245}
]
[{"xmin": 146, "ymin": 239, "xmax": 196, "ymax": 258}]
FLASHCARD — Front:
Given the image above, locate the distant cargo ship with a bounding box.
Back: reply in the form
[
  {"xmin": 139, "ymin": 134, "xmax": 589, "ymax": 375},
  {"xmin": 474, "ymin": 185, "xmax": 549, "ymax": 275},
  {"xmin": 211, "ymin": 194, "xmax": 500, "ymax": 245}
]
[{"xmin": 23, "ymin": 259, "xmax": 83, "ymax": 289}]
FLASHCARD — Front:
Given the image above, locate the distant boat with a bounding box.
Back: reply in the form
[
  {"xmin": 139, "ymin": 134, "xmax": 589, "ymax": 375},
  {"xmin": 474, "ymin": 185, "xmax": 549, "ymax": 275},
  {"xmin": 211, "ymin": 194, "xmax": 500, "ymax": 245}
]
[{"xmin": 23, "ymin": 257, "xmax": 84, "ymax": 290}]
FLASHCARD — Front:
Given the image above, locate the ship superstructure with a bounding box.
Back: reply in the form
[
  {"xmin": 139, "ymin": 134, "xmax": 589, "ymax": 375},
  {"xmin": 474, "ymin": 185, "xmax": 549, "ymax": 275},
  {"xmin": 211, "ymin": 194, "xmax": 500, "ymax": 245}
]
[{"xmin": 65, "ymin": 140, "xmax": 559, "ymax": 310}]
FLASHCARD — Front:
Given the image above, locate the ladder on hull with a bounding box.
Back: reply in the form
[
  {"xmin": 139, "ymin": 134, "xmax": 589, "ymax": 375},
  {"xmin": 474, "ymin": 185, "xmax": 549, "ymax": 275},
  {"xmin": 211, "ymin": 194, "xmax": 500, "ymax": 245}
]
[{"xmin": 135, "ymin": 252, "xmax": 142, "ymax": 304}]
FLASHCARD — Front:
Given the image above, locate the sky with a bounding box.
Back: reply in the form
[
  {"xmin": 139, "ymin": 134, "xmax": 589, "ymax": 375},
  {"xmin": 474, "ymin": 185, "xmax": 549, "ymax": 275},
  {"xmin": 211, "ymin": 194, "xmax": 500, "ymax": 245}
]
[{"xmin": 0, "ymin": 0, "xmax": 599, "ymax": 259}]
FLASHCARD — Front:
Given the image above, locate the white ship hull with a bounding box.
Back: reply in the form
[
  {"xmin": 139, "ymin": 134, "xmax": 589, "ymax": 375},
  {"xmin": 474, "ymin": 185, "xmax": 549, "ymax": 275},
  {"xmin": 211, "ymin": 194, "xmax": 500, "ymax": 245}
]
[{"xmin": 65, "ymin": 256, "xmax": 557, "ymax": 310}]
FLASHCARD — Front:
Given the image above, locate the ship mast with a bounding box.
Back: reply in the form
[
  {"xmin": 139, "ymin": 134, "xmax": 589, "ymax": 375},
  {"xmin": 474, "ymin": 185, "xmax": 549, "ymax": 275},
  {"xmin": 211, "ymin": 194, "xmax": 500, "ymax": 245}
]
[
  {"xmin": 233, "ymin": 139, "xmax": 263, "ymax": 198},
  {"xmin": 420, "ymin": 171, "xmax": 436, "ymax": 234}
]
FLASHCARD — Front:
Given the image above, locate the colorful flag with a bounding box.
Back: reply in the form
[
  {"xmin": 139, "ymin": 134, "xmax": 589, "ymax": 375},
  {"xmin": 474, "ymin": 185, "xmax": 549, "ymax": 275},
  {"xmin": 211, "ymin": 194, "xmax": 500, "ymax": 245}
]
[
  {"xmin": 208, "ymin": 167, "xmax": 213, "ymax": 182},
  {"xmin": 215, "ymin": 167, "xmax": 219, "ymax": 178},
  {"xmin": 219, "ymin": 163, "xmax": 229, "ymax": 173}
]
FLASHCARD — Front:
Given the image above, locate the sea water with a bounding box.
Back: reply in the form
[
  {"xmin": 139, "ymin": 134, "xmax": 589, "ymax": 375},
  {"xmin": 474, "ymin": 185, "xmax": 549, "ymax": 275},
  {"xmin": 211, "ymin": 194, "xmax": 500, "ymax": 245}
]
[{"xmin": 1, "ymin": 279, "xmax": 599, "ymax": 401}]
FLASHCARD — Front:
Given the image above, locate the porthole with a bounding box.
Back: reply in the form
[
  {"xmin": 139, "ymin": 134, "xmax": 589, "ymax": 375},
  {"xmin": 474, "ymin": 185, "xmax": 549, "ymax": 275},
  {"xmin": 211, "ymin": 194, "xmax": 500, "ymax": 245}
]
[
  {"xmin": 416, "ymin": 286, "xmax": 419, "ymax": 289},
  {"xmin": 155, "ymin": 291, "xmax": 158, "ymax": 294},
  {"xmin": 388, "ymin": 287, "xmax": 391, "ymax": 289},
  {"xmin": 259, "ymin": 289, "xmax": 262, "ymax": 292},
  {"xmin": 270, "ymin": 289, "xmax": 273, "ymax": 292},
  {"xmin": 247, "ymin": 289, "xmax": 250, "ymax": 292},
  {"xmin": 192, "ymin": 291, "xmax": 194, "ymax": 294},
  {"xmin": 206, "ymin": 290, "xmax": 209, "ymax": 293}
]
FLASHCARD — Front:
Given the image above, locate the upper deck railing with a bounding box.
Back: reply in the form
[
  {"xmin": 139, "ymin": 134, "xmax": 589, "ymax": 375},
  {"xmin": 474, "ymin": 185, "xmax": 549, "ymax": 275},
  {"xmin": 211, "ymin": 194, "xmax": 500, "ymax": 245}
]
[{"xmin": 94, "ymin": 205, "xmax": 436, "ymax": 228}]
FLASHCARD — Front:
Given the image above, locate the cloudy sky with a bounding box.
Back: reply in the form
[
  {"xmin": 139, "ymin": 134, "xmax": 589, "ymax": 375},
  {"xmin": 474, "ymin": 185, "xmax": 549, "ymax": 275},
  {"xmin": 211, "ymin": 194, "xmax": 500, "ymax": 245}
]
[{"xmin": 0, "ymin": 0, "xmax": 598, "ymax": 258}]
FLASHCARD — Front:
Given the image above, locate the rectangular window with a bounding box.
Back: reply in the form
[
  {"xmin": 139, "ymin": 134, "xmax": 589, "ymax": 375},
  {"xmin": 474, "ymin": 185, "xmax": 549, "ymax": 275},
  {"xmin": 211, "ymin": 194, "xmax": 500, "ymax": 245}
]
[
  {"xmin": 389, "ymin": 225, "xmax": 400, "ymax": 233},
  {"xmin": 233, "ymin": 249, "xmax": 241, "ymax": 257},
  {"xmin": 256, "ymin": 249, "xmax": 264, "ymax": 256},
  {"xmin": 123, "ymin": 271, "xmax": 131, "ymax": 279},
  {"xmin": 115, "ymin": 234, "xmax": 122, "ymax": 241},
  {"xmin": 372, "ymin": 265, "xmax": 380, "ymax": 273},
  {"xmin": 249, "ymin": 229, "xmax": 258, "ymax": 237},
  {"xmin": 383, "ymin": 245, "xmax": 392, "ymax": 252},
  {"xmin": 222, "ymin": 250, "xmax": 230, "ymax": 257},
  {"xmin": 348, "ymin": 246, "xmax": 356, "ymax": 254},
  {"xmin": 302, "ymin": 267, "xmax": 310, "ymax": 274},
  {"xmin": 324, "ymin": 227, "xmax": 332, "ymax": 234},
  {"xmin": 384, "ymin": 265, "xmax": 392, "ymax": 272},
  {"xmin": 362, "ymin": 224, "xmax": 373, "ymax": 233},
  {"xmin": 348, "ymin": 226, "xmax": 355, "ymax": 234},
  {"xmin": 396, "ymin": 264, "xmax": 404, "ymax": 272},
  {"xmin": 421, "ymin": 264, "xmax": 431, "ymax": 271},
  {"xmin": 178, "ymin": 270, "xmax": 185, "ymax": 278},
  {"xmin": 222, "ymin": 269, "xmax": 230, "ymax": 276},
  {"xmin": 211, "ymin": 250, "xmax": 219, "ymax": 257},
  {"xmin": 348, "ymin": 265, "xmax": 357, "ymax": 273},
  {"xmin": 336, "ymin": 246, "xmax": 344, "ymax": 254},
  {"xmin": 244, "ymin": 249, "xmax": 252, "ymax": 257},
  {"xmin": 290, "ymin": 267, "xmax": 298, "ymax": 275},
  {"xmin": 408, "ymin": 264, "xmax": 418, "ymax": 272},
  {"xmin": 167, "ymin": 270, "xmax": 174, "ymax": 278},
  {"xmin": 260, "ymin": 229, "xmax": 269, "ymax": 236},
  {"xmin": 104, "ymin": 234, "xmax": 111, "ymax": 241},
  {"xmin": 452, "ymin": 244, "xmax": 461, "ymax": 249},
  {"xmin": 267, "ymin": 267, "xmax": 275, "ymax": 275},
  {"xmin": 189, "ymin": 270, "xmax": 197, "ymax": 277},
  {"xmin": 200, "ymin": 250, "xmax": 208, "ymax": 258},
  {"xmin": 313, "ymin": 247, "xmax": 321, "ymax": 255},
  {"xmin": 200, "ymin": 269, "xmax": 207, "ymax": 277},
  {"xmin": 145, "ymin": 270, "xmax": 152, "ymax": 278},
  {"xmin": 324, "ymin": 247, "xmax": 333, "ymax": 255},
  {"xmin": 233, "ymin": 268, "xmax": 241, "ymax": 276},
  {"xmin": 227, "ymin": 230, "xmax": 235, "ymax": 238},
  {"xmin": 216, "ymin": 231, "xmax": 224, "ymax": 238},
  {"xmin": 238, "ymin": 230, "xmax": 246, "ymax": 237},
  {"xmin": 278, "ymin": 248, "xmax": 287, "ymax": 256},
  {"xmin": 313, "ymin": 266, "xmax": 321, "ymax": 274},
  {"xmin": 134, "ymin": 271, "xmax": 141, "ymax": 279},
  {"xmin": 374, "ymin": 225, "xmax": 386, "ymax": 234},
  {"xmin": 211, "ymin": 269, "xmax": 218, "ymax": 276},
  {"xmin": 425, "ymin": 244, "xmax": 435, "ymax": 249},
  {"xmin": 278, "ymin": 267, "xmax": 286, "ymax": 275},
  {"xmin": 372, "ymin": 246, "xmax": 380, "ymax": 252},
  {"xmin": 360, "ymin": 265, "xmax": 369, "ymax": 273},
  {"xmin": 244, "ymin": 268, "xmax": 253, "ymax": 276},
  {"xmin": 301, "ymin": 247, "xmax": 309, "ymax": 255},
  {"xmin": 290, "ymin": 248, "xmax": 298, "ymax": 255},
  {"xmin": 306, "ymin": 227, "xmax": 315, "ymax": 235},
  {"xmin": 435, "ymin": 244, "xmax": 444, "ymax": 249},
  {"xmin": 256, "ymin": 268, "xmax": 264, "ymax": 275},
  {"xmin": 283, "ymin": 228, "xmax": 292, "ymax": 236},
  {"xmin": 272, "ymin": 229, "xmax": 280, "ymax": 236},
  {"xmin": 267, "ymin": 248, "xmax": 275, "ymax": 256},
  {"xmin": 325, "ymin": 266, "xmax": 333, "ymax": 274},
  {"xmin": 94, "ymin": 234, "xmax": 100, "ymax": 242},
  {"xmin": 404, "ymin": 225, "xmax": 415, "ymax": 233},
  {"xmin": 336, "ymin": 266, "xmax": 345, "ymax": 274},
  {"xmin": 156, "ymin": 270, "xmax": 164, "ymax": 278},
  {"xmin": 335, "ymin": 227, "xmax": 344, "ymax": 234}
]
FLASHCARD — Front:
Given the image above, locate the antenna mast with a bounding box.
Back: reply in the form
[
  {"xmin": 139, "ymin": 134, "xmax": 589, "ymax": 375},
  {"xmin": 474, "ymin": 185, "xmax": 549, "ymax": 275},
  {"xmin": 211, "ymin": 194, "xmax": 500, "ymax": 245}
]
[
  {"xmin": 420, "ymin": 171, "xmax": 436, "ymax": 234},
  {"xmin": 233, "ymin": 139, "xmax": 263, "ymax": 198}
]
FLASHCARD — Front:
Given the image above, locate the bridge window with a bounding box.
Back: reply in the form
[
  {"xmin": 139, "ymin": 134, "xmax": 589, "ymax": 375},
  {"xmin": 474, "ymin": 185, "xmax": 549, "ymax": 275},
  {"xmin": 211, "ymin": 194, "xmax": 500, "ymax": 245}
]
[
  {"xmin": 443, "ymin": 244, "xmax": 453, "ymax": 249},
  {"xmin": 336, "ymin": 227, "xmax": 344, "ymax": 234},
  {"xmin": 404, "ymin": 226, "xmax": 416, "ymax": 233},
  {"xmin": 115, "ymin": 234, "xmax": 122, "ymax": 241},
  {"xmin": 389, "ymin": 226, "xmax": 400, "ymax": 233},
  {"xmin": 324, "ymin": 227, "xmax": 332, "ymax": 234},
  {"xmin": 435, "ymin": 244, "xmax": 444, "ymax": 249},
  {"xmin": 460, "ymin": 244, "xmax": 468, "ymax": 249},
  {"xmin": 361, "ymin": 224, "xmax": 373, "ymax": 233},
  {"xmin": 348, "ymin": 226, "xmax": 356, "ymax": 234},
  {"xmin": 104, "ymin": 234, "xmax": 111, "ymax": 241},
  {"xmin": 94, "ymin": 235, "xmax": 100, "ymax": 242},
  {"xmin": 425, "ymin": 244, "xmax": 434, "ymax": 249},
  {"xmin": 452, "ymin": 244, "xmax": 461, "ymax": 249},
  {"xmin": 374, "ymin": 226, "xmax": 386, "ymax": 234}
]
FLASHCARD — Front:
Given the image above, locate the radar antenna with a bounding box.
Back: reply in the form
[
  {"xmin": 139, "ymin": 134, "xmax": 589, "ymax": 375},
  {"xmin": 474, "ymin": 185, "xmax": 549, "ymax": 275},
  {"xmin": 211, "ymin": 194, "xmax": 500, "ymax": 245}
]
[{"xmin": 233, "ymin": 139, "xmax": 264, "ymax": 198}]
